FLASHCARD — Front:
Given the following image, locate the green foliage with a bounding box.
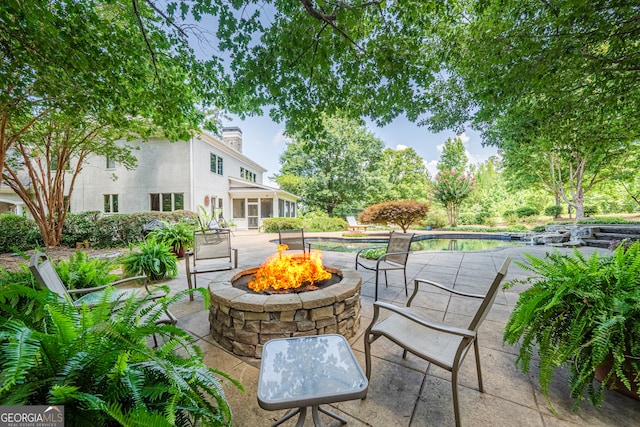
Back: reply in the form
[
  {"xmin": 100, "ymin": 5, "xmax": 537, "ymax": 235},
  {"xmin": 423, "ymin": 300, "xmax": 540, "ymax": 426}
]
[
  {"xmin": 516, "ymin": 207, "xmax": 540, "ymax": 218},
  {"xmin": 121, "ymin": 239, "xmax": 178, "ymax": 281},
  {"xmin": 359, "ymin": 200, "xmax": 429, "ymax": 233},
  {"xmin": 423, "ymin": 210, "xmax": 448, "ymax": 230},
  {"xmin": 0, "ymin": 214, "xmax": 42, "ymax": 253},
  {"xmin": 504, "ymin": 243, "xmax": 640, "ymax": 410},
  {"xmin": 584, "ymin": 205, "xmax": 598, "ymax": 216},
  {"xmin": 302, "ymin": 216, "xmax": 347, "ymax": 232},
  {"xmin": 274, "ymin": 115, "xmax": 385, "ymax": 215},
  {"xmin": 54, "ymin": 252, "xmax": 120, "ymax": 290},
  {"xmin": 432, "ymin": 169, "xmax": 475, "ymax": 227},
  {"xmin": 374, "ymin": 147, "xmax": 431, "ymax": 203},
  {"xmin": 61, "ymin": 211, "xmax": 101, "ymax": 247},
  {"xmin": 359, "ymin": 248, "xmax": 386, "ymax": 260},
  {"xmin": 262, "ymin": 217, "xmax": 304, "ymax": 233},
  {"xmin": 544, "ymin": 205, "xmax": 563, "ymax": 218},
  {"xmin": 532, "ymin": 225, "xmax": 546, "ymax": 232},
  {"xmin": 0, "ymin": 283, "xmax": 240, "ymax": 426},
  {"xmin": 440, "ymin": 225, "xmax": 529, "ymax": 232},
  {"xmin": 148, "ymin": 221, "xmax": 194, "ymax": 253}
]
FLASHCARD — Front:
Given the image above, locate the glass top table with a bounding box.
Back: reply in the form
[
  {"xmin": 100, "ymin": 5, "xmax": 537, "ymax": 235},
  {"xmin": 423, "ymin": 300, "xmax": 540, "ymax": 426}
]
[
  {"xmin": 257, "ymin": 334, "xmax": 368, "ymax": 427},
  {"xmin": 73, "ymin": 287, "xmax": 140, "ymax": 306}
]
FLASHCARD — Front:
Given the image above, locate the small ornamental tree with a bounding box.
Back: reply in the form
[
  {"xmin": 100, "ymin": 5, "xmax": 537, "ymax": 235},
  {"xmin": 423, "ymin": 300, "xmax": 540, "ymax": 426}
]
[
  {"xmin": 358, "ymin": 200, "xmax": 428, "ymax": 232},
  {"xmin": 432, "ymin": 169, "xmax": 475, "ymax": 226}
]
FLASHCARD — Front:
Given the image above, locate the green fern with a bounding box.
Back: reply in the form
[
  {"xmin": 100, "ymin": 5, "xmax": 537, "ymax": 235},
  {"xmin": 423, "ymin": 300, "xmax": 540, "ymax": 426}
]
[
  {"xmin": 0, "ymin": 284, "xmax": 241, "ymax": 426},
  {"xmin": 504, "ymin": 242, "xmax": 640, "ymax": 411}
]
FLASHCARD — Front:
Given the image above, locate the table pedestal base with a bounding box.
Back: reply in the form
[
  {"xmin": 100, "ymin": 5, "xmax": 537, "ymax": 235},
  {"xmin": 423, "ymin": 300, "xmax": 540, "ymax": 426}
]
[{"xmin": 272, "ymin": 405, "xmax": 347, "ymax": 427}]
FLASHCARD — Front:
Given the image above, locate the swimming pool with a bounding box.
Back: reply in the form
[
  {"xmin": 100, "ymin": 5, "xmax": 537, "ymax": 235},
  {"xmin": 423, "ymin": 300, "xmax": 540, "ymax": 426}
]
[{"xmin": 305, "ymin": 234, "xmax": 525, "ymax": 253}]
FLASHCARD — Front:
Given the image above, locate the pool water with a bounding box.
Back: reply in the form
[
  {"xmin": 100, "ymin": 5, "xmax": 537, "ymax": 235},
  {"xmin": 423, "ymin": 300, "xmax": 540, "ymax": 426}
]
[{"xmin": 309, "ymin": 238, "xmax": 525, "ymax": 253}]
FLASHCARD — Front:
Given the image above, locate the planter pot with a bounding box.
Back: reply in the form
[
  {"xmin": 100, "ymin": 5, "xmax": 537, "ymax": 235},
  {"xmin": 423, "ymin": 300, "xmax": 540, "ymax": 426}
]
[
  {"xmin": 172, "ymin": 245, "xmax": 185, "ymax": 259},
  {"xmin": 595, "ymin": 354, "xmax": 640, "ymax": 400}
]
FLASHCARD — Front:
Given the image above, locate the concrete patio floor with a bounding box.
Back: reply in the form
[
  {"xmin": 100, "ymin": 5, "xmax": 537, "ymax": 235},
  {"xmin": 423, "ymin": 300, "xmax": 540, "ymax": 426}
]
[{"xmin": 162, "ymin": 230, "xmax": 640, "ymax": 426}]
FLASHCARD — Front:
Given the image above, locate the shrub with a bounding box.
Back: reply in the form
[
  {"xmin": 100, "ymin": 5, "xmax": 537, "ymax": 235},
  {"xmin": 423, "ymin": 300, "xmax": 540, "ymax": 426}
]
[
  {"xmin": 457, "ymin": 212, "xmax": 476, "ymax": 225},
  {"xmin": 475, "ymin": 211, "xmax": 492, "ymax": 225},
  {"xmin": 502, "ymin": 209, "xmax": 516, "ymax": 218},
  {"xmin": 516, "ymin": 207, "xmax": 540, "ymax": 218},
  {"xmin": 504, "ymin": 212, "xmax": 519, "ymax": 225},
  {"xmin": 359, "ymin": 200, "xmax": 428, "ymax": 232},
  {"xmin": 303, "ymin": 216, "xmax": 347, "ymax": 232},
  {"xmin": 0, "ymin": 214, "xmax": 42, "ymax": 252},
  {"xmin": 544, "ymin": 205, "xmax": 563, "ymax": 218},
  {"xmin": 148, "ymin": 220, "xmax": 194, "ymax": 256},
  {"xmin": 262, "ymin": 217, "xmax": 304, "ymax": 232},
  {"xmin": 584, "ymin": 205, "xmax": 598, "ymax": 216},
  {"xmin": 61, "ymin": 211, "xmax": 101, "ymax": 247},
  {"xmin": 423, "ymin": 210, "xmax": 448, "ymax": 229},
  {"xmin": 359, "ymin": 247, "xmax": 386, "ymax": 260}
]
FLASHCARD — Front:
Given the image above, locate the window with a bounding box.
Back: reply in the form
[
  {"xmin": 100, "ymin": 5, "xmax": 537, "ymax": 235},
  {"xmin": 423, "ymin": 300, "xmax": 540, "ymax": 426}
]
[
  {"xmin": 240, "ymin": 167, "xmax": 256, "ymax": 182},
  {"xmin": 278, "ymin": 199, "xmax": 296, "ymax": 218},
  {"xmin": 150, "ymin": 193, "xmax": 184, "ymax": 212},
  {"xmin": 260, "ymin": 199, "xmax": 273, "ymax": 218},
  {"xmin": 106, "ymin": 156, "xmax": 115, "ymax": 169},
  {"xmin": 104, "ymin": 194, "xmax": 119, "ymax": 213},
  {"xmin": 210, "ymin": 153, "xmax": 224, "ymax": 175},
  {"xmin": 232, "ymin": 198, "xmax": 245, "ymax": 219}
]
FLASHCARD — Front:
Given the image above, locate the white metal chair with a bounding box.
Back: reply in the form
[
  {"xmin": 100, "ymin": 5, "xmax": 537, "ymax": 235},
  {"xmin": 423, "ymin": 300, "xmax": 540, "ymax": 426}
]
[
  {"xmin": 355, "ymin": 231, "xmax": 414, "ymax": 300},
  {"xmin": 185, "ymin": 229, "xmax": 238, "ymax": 301},
  {"xmin": 363, "ymin": 257, "xmax": 512, "ymax": 427},
  {"xmin": 346, "ymin": 216, "xmax": 368, "ymax": 231}
]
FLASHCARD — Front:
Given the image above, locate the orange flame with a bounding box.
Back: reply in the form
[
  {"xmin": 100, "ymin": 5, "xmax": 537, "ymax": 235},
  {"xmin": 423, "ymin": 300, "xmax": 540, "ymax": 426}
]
[{"xmin": 248, "ymin": 244, "xmax": 332, "ymax": 292}]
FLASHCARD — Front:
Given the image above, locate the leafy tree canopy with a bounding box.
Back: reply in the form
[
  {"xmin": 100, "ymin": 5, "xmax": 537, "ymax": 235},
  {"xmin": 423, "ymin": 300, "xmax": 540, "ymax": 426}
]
[{"xmin": 274, "ymin": 115, "xmax": 385, "ymax": 215}]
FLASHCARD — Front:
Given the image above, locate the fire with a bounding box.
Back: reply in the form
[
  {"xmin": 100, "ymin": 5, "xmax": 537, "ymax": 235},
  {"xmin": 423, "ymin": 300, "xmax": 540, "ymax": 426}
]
[{"xmin": 248, "ymin": 244, "xmax": 332, "ymax": 292}]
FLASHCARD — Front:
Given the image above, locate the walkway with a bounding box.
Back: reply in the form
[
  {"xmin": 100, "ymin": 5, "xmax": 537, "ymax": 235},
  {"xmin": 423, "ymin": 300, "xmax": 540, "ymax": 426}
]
[{"xmin": 163, "ymin": 230, "xmax": 639, "ymax": 426}]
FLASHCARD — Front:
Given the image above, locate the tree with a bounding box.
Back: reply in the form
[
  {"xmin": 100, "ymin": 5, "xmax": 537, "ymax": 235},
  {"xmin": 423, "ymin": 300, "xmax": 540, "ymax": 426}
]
[
  {"xmin": 426, "ymin": 1, "xmax": 640, "ymax": 219},
  {"xmin": 274, "ymin": 115, "xmax": 385, "ymax": 215},
  {"xmin": 3, "ymin": 114, "xmax": 137, "ymax": 247},
  {"xmin": 437, "ymin": 137, "xmax": 467, "ymax": 173},
  {"xmin": 374, "ymin": 147, "xmax": 430, "ymax": 203},
  {"xmin": 359, "ymin": 200, "xmax": 428, "ymax": 233},
  {"xmin": 1, "ymin": 1, "xmax": 247, "ymax": 245}
]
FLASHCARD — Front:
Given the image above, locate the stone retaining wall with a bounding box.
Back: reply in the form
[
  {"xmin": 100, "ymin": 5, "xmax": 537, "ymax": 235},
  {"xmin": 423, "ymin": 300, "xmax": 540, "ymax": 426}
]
[{"xmin": 208, "ymin": 267, "xmax": 362, "ymax": 358}]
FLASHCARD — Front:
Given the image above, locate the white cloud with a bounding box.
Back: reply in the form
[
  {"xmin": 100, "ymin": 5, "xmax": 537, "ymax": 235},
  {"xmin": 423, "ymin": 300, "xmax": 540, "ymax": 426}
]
[
  {"xmin": 272, "ymin": 129, "xmax": 290, "ymax": 146},
  {"xmin": 425, "ymin": 159, "xmax": 438, "ymax": 178},
  {"xmin": 457, "ymin": 132, "xmax": 470, "ymax": 143},
  {"xmin": 436, "ymin": 143, "xmax": 445, "ymax": 153},
  {"xmin": 396, "ymin": 144, "xmax": 409, "ymax": 151}
]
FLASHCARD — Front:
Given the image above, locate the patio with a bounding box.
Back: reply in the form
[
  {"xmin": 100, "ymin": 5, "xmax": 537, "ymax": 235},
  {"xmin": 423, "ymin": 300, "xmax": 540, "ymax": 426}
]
[{"xmin": 164, "ymin": 230, "xmax": 639, "ymax": 426}]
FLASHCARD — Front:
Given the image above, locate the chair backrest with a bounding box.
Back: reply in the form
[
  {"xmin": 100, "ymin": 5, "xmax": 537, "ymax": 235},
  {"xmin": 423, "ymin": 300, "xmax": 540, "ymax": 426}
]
[
  {"xmin": 193, "ymin": 229, "xmax": 232, "ymax": 264},
  {"xmin": 278, "ymin": 229, "xmax": 306, "ymax": 251},
  {"xmin": 385, "ymin": 231, "xmax": 414, "ymax": 265},
  {"xmin": 29, "ymin": 253, "xmax": 69, "ymax": 297},
  {"xmin": 468, "ymin": 256, "xmax": 512, "ymax": 332},
  {"xmin": 347, "ymin": 216, "xmax": 358, "ymax": 226}
]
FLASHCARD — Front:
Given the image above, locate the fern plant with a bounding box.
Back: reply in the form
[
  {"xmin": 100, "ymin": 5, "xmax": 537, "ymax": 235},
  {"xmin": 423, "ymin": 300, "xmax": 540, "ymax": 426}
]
[
  {"xmin": 54, "ymin": 251, "xmax": 120, "ymax": 290},
  {"xmin": 504, "ymin": 242, "xmax": 640, "ymax": 411},
  {"xmin": 121, "ymin": 238, "xmax": 178, "ymax": 281},
  {"xmin": 0, "ymin": 284, "xmax": 242, "ymax": 426}
]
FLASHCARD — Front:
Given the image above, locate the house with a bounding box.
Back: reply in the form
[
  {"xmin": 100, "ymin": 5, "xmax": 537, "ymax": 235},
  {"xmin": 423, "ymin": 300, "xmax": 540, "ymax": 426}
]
[{"xmin": 2, "ymin": 127, "xmax": 297, "ymax": 231}]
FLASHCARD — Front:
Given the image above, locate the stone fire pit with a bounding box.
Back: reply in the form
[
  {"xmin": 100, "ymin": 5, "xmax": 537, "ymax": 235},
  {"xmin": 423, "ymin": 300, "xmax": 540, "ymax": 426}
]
[{"xmin": 208, "ymin": 266, "xmax": 361, "ymax": 358}]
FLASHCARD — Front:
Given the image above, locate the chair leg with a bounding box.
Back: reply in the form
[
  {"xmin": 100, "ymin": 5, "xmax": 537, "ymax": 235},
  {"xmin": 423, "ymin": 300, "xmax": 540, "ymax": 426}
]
[
  {"xmin": 403, "ymin": 268, "xmax": 408, "ymax": 296},
  {"xmin": 383, "ymin": 270, "xmax": 388, "ymax": 288},
  {"xmin": 187, "ymin": 273, "xmax": 194, "ymax": 302},
  {"xmin": 474, "ymin": 339, "xmax": 484, "ymax": 392},
  {"xmin": 374, "ymin": 271, "xmax": 379, "ymax": 301},
  {"xmin": 452, "ymin": 370, "xmax": 462, "ymax": 427},
  {"xmin": 364, "ymin": 335, "xmax": 372, "ymax": 380}
]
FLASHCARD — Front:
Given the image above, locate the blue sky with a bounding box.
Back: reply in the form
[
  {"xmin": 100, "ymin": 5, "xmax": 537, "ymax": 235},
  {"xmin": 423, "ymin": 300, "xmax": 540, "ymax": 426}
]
[{"xmin": 224, "ymin": 114, "xmax": 498, "ymax": 186}]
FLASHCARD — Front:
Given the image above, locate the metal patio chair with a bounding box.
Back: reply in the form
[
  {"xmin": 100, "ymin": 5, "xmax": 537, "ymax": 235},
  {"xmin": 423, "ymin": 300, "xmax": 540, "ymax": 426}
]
[
  {"xmin": 278, "ymin": 229, "xmax": 311, "ymax": 257},
  {"xmin": 29, "ymin": 252, "xmax": 176, "ymax": 346},
  {"xmin": 363, "ymin": 256, "xmax": 512, "ymax": 427},
  {"xmin": 186, "ymin": 229, "xmax": 238, "ymax": 301},
  {"xmin": 355, "ymin": 231, "xmax": 414, "ymax": 300}
]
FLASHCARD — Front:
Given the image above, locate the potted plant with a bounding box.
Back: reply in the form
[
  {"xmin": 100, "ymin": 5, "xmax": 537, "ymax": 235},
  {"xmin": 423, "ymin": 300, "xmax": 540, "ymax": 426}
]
[
  {"xmin": 121, "ymin": 238, "xmax": 179, "ymax": 281},
  {"xmin": 148, "ymin": 220, "xmax": 193, "ymax": 258},
  {"xmin": 504, "ymin": 241, "xmax": 640, "ymax": 411}
]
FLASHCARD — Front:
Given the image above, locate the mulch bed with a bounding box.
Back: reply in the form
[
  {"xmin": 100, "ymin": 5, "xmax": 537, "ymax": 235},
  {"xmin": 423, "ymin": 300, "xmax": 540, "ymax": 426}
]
[{"xmin": 0, "ymin": 247, "xmax": 127, "ymax": 272}]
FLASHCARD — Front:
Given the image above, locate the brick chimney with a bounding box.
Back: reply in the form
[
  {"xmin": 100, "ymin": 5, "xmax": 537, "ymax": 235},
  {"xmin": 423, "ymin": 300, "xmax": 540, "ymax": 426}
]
[{"xmin": 222, "ymin": 127, "xmax": 242, "ymax": 152}]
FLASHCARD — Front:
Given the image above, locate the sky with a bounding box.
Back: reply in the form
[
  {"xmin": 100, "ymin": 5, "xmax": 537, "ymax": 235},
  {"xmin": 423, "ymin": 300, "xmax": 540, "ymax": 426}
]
[{"xmin": 223, "ymin": 114, "xmax": 498, "ymax": 187}]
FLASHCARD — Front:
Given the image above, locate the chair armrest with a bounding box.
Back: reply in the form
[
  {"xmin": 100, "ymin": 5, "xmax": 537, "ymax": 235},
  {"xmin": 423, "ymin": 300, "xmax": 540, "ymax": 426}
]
[
  {"xmin": 376, "ymin": 250, "xmax": 411, "ymax": 266},
  {"xmin": 413, "ymin": 278, "xmax": 484, "ymax": 299},
  {"xmin": 373, "ymin": 301, "xmax": 476, "ymax": 339}
]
